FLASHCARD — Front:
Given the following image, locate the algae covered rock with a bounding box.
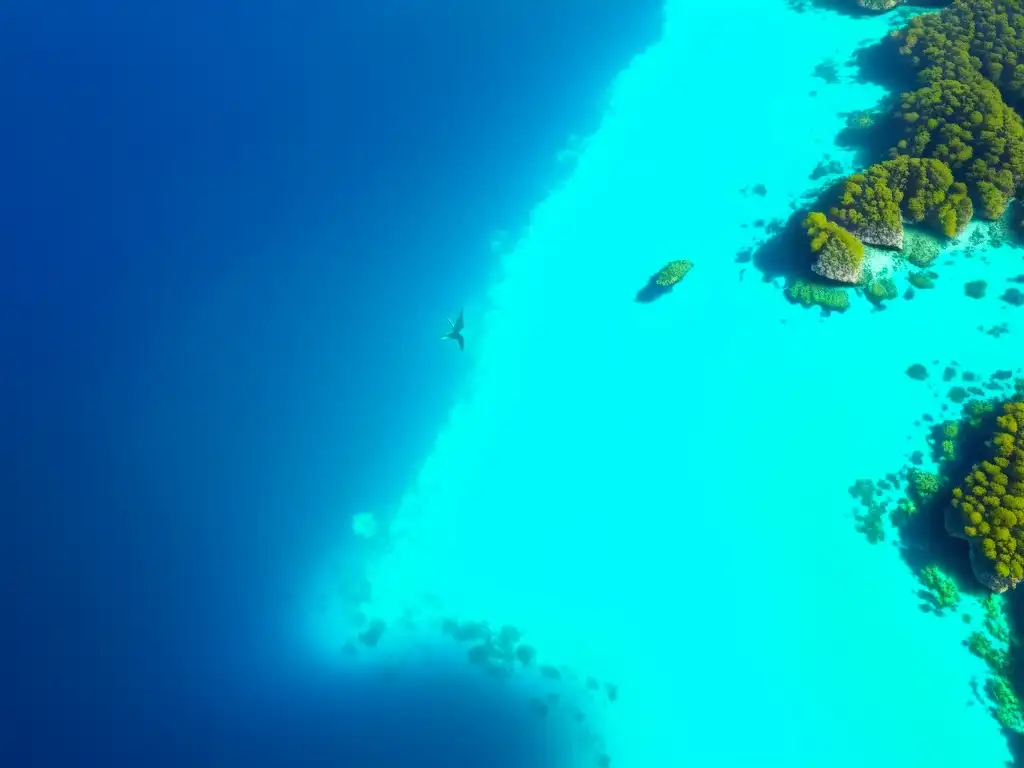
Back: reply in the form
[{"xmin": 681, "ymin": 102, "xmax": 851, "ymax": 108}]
[
  {"xmin": 653, "ymin": 259, "xmax": 693, "ymax": 287},
  {"xmin": 826, "ymin": 158, "xmax": 971, "ymax": 250},
  {"xmin": 827, "ymin": 165, "xmax": 904, "ymax": 250},
  {"xmin": 858, "ymin": 0, "xmax": 903, "ymax": 10},
  {"xmin": 865, "ymin": 276, "xmax": 899, "ymax": 305},
  {"xmin": 636, "ymin": 259, "xmax": 694, "ymax": 303},
  {"xmin": 804, "ymin": 212, "xmax": 865, "ymax": 284}
]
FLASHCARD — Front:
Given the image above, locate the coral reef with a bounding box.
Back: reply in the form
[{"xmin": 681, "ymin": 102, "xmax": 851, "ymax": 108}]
[
  {"xmin": 919, "ymin": 564, "xmax": 960, "ymax": 610},
  {"xmin": 902, "ymin": 228, "xmax": 942, "ymax": 267},
  {"xmin": 1003, "ymin": 288, "xmax": 1024, "ymax": 306},
  {"xmin": 785, "ymin": 279, "xmax": 851, "ymax": 311},
  {"xmin": 965, "ymin": 280, "xmax": 988, "ymax": 299},
  {"xmin": 907, "ymin": 363, "xmax": 929, "ymax": 381},
  {"xmin": 865, "ymin": 275, "xmax": 899, "ymax": 305},
  {"xmin": 948, "ymin": 400, "xmax": 1024, "ymax": 592},
  {"xmin": 908, "ymin": 271, "xmax": 935, "ymax": 289}
]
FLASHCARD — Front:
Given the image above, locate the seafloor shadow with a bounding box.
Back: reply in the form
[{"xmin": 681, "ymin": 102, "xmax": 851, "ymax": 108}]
[
  {"xmin": 895, "ymin": 413, "xmax": 1002, "ymax": 595},
  {"xmin": 140, "ymin": 660, "xmax": 570, "ymax": 768},
  {"xmin": 749, "ymin": 207, "xmax": 820, "ymax": 284},
  {"xmin": 800, "ymin": 0, "xmax": 883, "ymax": 18},
  {"xmin": 894, "ymin": 497, "xmax": 977, "ymax": 591},
  {"xmin": 1003, "ymin": 595, "xmax": 1024, "ymax": 766},
  {"xmin": 848, "ymin": 37, "xmax": 918, "ymax": 92},
  {"xmin": 635, "ymin": 278, "xmax": 673, "ymax": 303},
  {"xmin": 833, "ymin": 101, "xmax": 904, "ymax": 172}
]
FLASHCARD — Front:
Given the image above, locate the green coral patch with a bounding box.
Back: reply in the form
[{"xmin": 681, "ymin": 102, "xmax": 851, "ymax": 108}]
[{"xmin": 785, "ymin": 280, "xmax": 851, "ymax": 312}]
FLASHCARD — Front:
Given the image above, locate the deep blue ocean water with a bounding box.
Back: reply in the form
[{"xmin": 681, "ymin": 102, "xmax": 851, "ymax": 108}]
[{"xmin": 1, "ymin": 2, "xmax": 662, "ymax": 765}]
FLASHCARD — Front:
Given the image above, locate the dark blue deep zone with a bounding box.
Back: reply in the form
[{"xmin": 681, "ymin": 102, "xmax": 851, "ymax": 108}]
[{"xmin": 1, "ymin": 2, "xmax": 661, "ymax": 765}]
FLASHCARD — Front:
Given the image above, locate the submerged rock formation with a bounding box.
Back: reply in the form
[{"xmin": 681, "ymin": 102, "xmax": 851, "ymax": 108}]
[
  {"xmin": 946, "ymin": 504, "xmax": 1020, "ymax": 593},
  {"xmin": 636, "ymin": 259, "xmax": 694, "ymax": 303},
  {"xmin": 803, "ymin": 212, "xmax": 865, "ymax": 284},
  {"xmin": 851, "ymin": 219, "xmax": 903, "ymax": 250},
  {"xmin": 653, "ymin": 259, "xmax": 693, "ymax": 287},
  {"xmin": 858, "ymin": 0, "xmax": 903, "ymax": 10}
]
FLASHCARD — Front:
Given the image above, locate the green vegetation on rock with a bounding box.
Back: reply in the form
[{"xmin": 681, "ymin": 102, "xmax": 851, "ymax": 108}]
[
  {"xmin": 891, "ymin": 78, "xmax": 1024, "ymax": 219},
  {"xmin": 896, "ymin": 1, "xmax": 1024, "ymax": 113},
  {"xmin": 827, "ymin": 165, "xmax": 903, "ymax": 242},
  {"xmin": 653, "ymin": 259, "xmax": 693, "ymax": 287},
  {"xmin": 910, "ymin": 468, "xmax": 939, "ymax": 502},
  {"xmin": 967, "ymin": 398, "xmax": 996, "ymax": 426},
  {"xmin": 952, "ymin": 400, "xmax": 1024, "ymax": 586},
  {"xmin": 803, "ymin": 211, "xmax": 866, "ymax": 284},
  {"xmin": 827, "ymin": 157, "xmax": 972, "ymax": 243}
]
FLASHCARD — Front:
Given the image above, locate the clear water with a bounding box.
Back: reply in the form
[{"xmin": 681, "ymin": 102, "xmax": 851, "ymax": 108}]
[{"xmin": 308, "ymin": 1, "xmax": 1024, "ymax": 766}]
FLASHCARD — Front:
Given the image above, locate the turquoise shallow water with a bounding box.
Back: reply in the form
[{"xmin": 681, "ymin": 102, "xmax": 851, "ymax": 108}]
[{"xmin": 307, "ymin": 1, "xmax": 1024, "ymax": 765}]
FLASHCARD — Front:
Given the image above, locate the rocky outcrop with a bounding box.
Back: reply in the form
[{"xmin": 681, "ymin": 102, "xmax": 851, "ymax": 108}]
[
  {"xmin": 811, "ymin": 237, "xmax": 863, "ymax": 284},
  {"xmin": 857, "ymin": 0, "xmax": 903, "ymax": 10},
  {"xmin": 945, "ymin": 504, "xmax": 1022, "ymax": 593},
  {"xmin": 852, "ymin": 220, "xmax": 904, "ymax": 250}
]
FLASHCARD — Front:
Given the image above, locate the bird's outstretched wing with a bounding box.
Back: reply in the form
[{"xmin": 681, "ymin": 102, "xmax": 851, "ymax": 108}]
[{"xmin": 452, "ymin": 309, "xmax": 464, "ymax": 333}]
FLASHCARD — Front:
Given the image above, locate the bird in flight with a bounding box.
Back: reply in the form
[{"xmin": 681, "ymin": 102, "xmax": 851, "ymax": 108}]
[{"xmin": 441, "ymin": 309, "xmax": 465, "ymax": 351}]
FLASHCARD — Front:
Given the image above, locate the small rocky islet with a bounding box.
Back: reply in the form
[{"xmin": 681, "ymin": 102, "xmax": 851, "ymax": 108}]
[{"xmin": 635, "ymin": 259, "xmax": 694, "ymax": 303}]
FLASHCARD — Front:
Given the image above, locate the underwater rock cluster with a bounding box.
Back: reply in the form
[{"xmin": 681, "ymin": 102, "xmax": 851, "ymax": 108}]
[
  {"xmin": 804, "ymin": 211, "xmax": 865, "ymax": 283},
  {"xmin": 857, "ymin": 0, "xmax": 904, "ymax": 10},
  {"xmin": 636, "ymin": 259, "xmax": 694, "ymax": 303}
]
